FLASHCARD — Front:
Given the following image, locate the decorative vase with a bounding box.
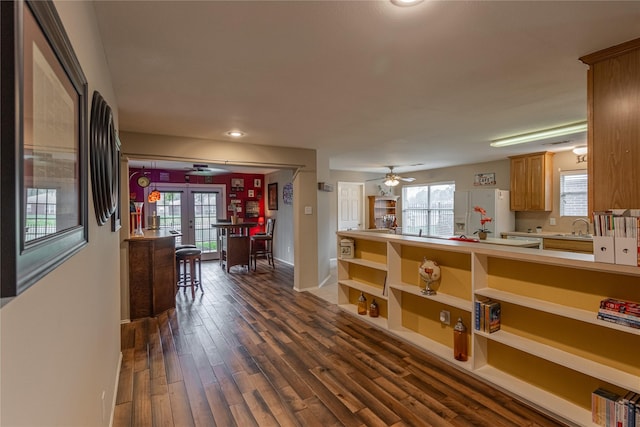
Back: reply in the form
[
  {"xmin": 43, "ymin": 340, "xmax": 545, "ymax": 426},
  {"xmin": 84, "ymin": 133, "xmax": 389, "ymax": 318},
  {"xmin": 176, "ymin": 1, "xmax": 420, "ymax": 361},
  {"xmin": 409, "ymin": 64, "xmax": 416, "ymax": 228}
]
[
  {"xmin": 369, "ymin": 299, "xmax": 379, "ymax": 318},
  {"xmin": 478, "ymin": 231, "xmax": 487, "ymax": 240},
  {"xmin": 453, "ymin": 317, "xmax": 468, "ymax": 361},
  {"xmin": 133, "ymin": 202, "xmax": 144, "ymax": 236},
  {"xmin": 357, "ymin": 292, "xmax": 367, "ymax": 315}
]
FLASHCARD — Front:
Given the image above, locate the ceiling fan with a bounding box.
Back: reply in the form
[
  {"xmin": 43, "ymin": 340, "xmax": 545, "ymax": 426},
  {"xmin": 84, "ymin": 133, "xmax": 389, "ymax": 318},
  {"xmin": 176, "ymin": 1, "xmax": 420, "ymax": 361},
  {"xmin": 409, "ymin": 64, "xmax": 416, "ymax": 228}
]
[
  {"xmin": 185, "ymin": 164, "xmax": 219, "ymax": 176},
  {"xmin": 369, "ymin": 166, "xmax": 416, "ymax": 186}
]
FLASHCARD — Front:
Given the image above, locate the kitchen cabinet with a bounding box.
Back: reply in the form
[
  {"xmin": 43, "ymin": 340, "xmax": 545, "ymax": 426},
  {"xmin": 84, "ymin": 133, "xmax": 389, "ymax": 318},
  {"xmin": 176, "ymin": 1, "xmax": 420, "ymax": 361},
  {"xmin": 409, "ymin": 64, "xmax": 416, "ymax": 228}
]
[
  {"xmin": 368, "ymin": 195, "xmax": 398, "ymax": 229},
  {"xmin": 509, "ymin": 151, "xmax": 554, "ymax": 211},
  {"xmin": 542, "ymin": 237, "xmax": 593, "ymax": 254},
  {"xmin": 580, "ymin": 37, "xmax": 640, "ymax": 212},
  {"xmin": 337, "ymin": 230, "xmax": 640, "ymax": 427}
]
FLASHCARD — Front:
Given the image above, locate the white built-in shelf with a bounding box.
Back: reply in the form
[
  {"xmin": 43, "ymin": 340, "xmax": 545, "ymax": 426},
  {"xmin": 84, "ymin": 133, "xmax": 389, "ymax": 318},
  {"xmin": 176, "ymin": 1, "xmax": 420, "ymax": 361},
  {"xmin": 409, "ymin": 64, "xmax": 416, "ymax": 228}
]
[
  {"xmin": 338, "ymin": 303, "xmax": 389, "ymax": 329},
  {"xmin": 390, "ymin": 283, "xmax": 473, "ymax": 312},
  {"xmin": 388, "ymin": 326, "xmax": 473, "ymax": 371},
  {"xmin": 475, "ymin": 288, "xmax": 640, "ymax": 336},
  {"xmin": 340, "ymin": 257, "xmax": 388, "ymax": 271},
  {"xmin": 474, "ymin": 365, "xmax": 595, "ymax": 427},
  {"xmin": 338, "ymin": 280, "xmax": 388, "ymax": 300},
  {"xmin": 475, "ymin": 329, "xmax": 640, "ymax": 394}
]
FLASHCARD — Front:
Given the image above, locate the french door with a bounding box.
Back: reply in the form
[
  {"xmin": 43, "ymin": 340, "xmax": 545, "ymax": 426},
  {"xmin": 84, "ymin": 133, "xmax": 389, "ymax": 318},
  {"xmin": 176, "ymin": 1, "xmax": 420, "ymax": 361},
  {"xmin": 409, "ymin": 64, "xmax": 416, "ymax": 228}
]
[{"xmin": 145, "ymin": 184, "xmax": 226, "ymax": 261}]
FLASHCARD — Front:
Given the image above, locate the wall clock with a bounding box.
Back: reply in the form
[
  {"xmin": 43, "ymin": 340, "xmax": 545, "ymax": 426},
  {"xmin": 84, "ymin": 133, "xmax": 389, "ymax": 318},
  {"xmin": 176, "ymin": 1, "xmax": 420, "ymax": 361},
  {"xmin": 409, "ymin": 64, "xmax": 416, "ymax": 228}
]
[{"xmin": 137, "ymin": 175, "xmax": 151, "ymax": 188}]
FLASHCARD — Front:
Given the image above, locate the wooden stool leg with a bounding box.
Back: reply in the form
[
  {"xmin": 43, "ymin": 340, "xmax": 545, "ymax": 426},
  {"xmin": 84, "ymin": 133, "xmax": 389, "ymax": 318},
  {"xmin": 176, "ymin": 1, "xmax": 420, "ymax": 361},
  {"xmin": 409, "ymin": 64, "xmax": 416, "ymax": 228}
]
[{"xmin": 189, "ymin": 258, "xmax": 195, "ymax": 298}]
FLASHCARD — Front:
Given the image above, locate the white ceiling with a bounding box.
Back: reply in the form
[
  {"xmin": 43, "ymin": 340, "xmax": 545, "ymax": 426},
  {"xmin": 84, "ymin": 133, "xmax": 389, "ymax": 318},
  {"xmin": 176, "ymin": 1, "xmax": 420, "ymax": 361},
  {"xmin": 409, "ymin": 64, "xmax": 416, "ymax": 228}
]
[{"xmin": 93, "ymin": 1, "xmax": 640, "ymax": 175}]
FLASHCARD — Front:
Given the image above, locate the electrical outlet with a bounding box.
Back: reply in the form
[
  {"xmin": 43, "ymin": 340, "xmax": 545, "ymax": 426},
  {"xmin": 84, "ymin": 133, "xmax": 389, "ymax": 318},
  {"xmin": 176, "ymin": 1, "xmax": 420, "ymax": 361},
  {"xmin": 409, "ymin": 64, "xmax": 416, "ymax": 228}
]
[
  {"xmin": 549, "ymin": 217, "xmax": 556, "ymax": 226},
  {"xmin": 439, "ymin": 310, "xmax": 450, "ymax": 325}
]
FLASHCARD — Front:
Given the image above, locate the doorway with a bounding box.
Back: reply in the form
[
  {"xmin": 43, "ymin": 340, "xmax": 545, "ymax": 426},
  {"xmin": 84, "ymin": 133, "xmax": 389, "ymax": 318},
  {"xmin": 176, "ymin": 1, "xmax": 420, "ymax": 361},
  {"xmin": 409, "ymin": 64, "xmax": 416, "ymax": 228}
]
[
  {"xmin": 337, "ymin": 182, "xmax": 365, "ymax": 231},
  {"xmin": 145, "ymin": 183, "xmax": 226, "ymax": 261}
]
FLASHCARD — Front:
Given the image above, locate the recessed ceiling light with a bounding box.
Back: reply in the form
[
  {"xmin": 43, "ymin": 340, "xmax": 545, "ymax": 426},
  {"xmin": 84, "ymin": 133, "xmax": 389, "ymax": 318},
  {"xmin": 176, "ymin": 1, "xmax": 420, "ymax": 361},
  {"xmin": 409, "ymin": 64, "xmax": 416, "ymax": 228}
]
[
  {"xmin": 226, "ymin": 130, "xmax": 245, "ymax": 138},
  {"xmin": 390, "ymin": 0, "xmax": 424, "ymax": 6}
]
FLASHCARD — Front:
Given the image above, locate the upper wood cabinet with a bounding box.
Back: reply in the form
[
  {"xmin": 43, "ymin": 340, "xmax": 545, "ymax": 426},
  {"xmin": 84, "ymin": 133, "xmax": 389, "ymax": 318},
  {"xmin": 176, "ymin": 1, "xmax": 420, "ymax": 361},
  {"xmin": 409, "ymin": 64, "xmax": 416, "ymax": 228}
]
[
  {"xmin": 509, "ymin": 151, "xmax": 554, "ymax": 211},
  {"xmin": 580, "ymin": 37, "xmax": 640, "ymax": 212}
]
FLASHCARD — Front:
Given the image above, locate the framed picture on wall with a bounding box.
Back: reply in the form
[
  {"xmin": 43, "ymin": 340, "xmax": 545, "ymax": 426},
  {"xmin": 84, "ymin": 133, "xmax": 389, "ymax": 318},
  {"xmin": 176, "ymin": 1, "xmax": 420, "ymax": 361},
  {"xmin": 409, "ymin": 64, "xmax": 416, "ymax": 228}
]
[
  {"xmin": 254, "ymin": 178, "xmax": 261, "ymax": 188},
  {"xmin": 231, "ymin": 178, "xmax": 244, "ymax": 191},
  {"xmin": 268, "ymin": 183, "xmax": 278, "ymax": 210},
  {"xmin": 248, "ymin": 189, "xmax": 255, "ymax": 198},
  {"xmin": 1, "ymin": 0, "xmax": 89, "ymax": 297}
]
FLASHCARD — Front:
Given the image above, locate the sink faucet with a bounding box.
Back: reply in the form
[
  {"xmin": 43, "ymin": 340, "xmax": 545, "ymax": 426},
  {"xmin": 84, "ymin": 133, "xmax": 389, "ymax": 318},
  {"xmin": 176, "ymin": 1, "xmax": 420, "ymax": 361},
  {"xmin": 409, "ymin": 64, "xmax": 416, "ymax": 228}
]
[{"xmin": 572, "ymin": 218, "xmax": 590, "ymax": 236}]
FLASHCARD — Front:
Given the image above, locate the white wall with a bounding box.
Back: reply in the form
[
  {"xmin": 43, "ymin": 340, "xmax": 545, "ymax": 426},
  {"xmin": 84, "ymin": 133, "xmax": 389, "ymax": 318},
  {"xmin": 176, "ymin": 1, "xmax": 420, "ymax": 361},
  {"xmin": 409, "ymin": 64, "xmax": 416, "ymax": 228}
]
[
  {"xmin": 0, "ymin": 2, "xmax": 121, "ymax": 426},
  {"xmin": 265, "ymin": 170, "xmax": 295, "ymax": 265}
]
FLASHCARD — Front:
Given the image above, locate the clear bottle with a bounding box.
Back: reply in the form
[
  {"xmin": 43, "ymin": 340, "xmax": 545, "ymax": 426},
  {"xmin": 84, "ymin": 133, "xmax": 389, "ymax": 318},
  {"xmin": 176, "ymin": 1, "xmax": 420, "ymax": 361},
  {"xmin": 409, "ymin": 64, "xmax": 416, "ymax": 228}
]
[
  {"xmin": 453, "ymin": 317, "xmax": 468, "ymax": 361},
  {"xmin": 369, "ymin": 299, "xmax": 379, "ymax": 318},
  {"xmin": 357, "ymin": 292, "xmax": 367, "ymax": 315}
]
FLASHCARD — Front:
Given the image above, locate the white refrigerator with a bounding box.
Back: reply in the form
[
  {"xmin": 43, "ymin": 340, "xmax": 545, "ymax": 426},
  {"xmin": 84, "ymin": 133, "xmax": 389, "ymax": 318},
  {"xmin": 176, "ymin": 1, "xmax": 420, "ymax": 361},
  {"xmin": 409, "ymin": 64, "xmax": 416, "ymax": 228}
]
[{"xmin": 453, "ymin": 189, "xmax": 515, "ymax": 237}]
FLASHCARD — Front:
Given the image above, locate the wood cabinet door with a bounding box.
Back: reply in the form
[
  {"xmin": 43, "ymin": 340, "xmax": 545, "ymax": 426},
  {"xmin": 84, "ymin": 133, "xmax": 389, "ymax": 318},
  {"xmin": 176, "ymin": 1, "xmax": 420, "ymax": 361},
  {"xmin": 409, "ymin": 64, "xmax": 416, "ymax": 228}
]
[
  {"xmin": 591, "ymin": 49, "xmax": 640, "ymax": 211},
  {"xmin": 509, "ymin": 156, "xmax": 527, "ymax": 211},
  {"xmin": 527, "ymin": 155, "xmax": 545, "ymax": 210}
]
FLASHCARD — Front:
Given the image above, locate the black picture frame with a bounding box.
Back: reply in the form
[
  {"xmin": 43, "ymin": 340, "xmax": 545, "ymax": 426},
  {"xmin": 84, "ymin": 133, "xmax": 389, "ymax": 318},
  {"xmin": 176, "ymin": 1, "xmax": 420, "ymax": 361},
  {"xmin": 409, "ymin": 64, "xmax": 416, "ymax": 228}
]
[
  {"xmin": 1, "ymin": 0, "xmax": 88, "ymax": 298},
  {"xmin": 268, "ymin": 183, "xmax": 278, "ymax": 211}
]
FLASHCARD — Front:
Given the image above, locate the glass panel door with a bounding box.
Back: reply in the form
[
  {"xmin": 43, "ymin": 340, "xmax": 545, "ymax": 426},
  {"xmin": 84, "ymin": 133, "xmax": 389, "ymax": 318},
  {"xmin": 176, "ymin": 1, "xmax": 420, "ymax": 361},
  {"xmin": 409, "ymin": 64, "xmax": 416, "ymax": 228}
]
[
  {"xmin": 153, "ymin": 190, "xmax": 184, "ymax": 245},
  {"xmin": 145, "ymin": 184, "xmax": 224, "ymax": 261},
  {"xmin": 189, "ymin": 190, "xmax": 220, "ymax": 261}
]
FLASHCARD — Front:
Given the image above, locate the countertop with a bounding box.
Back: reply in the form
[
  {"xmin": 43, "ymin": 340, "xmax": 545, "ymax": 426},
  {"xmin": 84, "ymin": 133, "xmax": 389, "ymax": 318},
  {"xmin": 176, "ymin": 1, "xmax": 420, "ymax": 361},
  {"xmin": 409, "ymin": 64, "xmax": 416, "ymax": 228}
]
[
  {"xmin": 126, "ymin": 229, "xmax": 181, "ymax": 241},
  {"xmin": 501, "ymin": 231, "xmax": 593, "ymax": 242},
  {"xmin": 478, "ymin": 237, "xmax": 541, "ymax": 247}
]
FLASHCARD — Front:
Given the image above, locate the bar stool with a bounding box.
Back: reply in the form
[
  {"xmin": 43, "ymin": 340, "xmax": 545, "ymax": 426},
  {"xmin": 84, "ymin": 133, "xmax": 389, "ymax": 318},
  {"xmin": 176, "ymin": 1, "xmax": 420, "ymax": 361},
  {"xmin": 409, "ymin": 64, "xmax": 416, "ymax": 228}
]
[
  {"xmin": 176, "ymin": 247, "xmax": 202, "ymax": 298},
  {"xmin": 175, "ymin": 244, "xmax": 197, "ymax": 282},
  {"xmin": 250, "ymin": 218, "xmax": 275, "ymax": 271}
]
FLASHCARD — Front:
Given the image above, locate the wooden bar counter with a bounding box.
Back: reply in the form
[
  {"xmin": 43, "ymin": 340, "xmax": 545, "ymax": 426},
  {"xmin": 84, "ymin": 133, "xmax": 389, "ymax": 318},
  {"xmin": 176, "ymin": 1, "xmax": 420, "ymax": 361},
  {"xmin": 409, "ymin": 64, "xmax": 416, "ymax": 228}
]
[{"xmin": 126, "ymin": 229, "xmax": 180, "ymax": 319}]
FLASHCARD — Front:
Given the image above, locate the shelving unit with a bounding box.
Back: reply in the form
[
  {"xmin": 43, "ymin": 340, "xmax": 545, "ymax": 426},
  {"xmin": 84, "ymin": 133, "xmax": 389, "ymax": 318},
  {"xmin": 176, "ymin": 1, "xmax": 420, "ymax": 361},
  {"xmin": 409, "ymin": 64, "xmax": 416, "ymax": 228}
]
[
  {"xmin": 368, "ymin": 195, "xmax": 398, "ymax": 229},
  {"xmin": 336, "ymin": 230, "xmax": 640, "ymax": 427}
]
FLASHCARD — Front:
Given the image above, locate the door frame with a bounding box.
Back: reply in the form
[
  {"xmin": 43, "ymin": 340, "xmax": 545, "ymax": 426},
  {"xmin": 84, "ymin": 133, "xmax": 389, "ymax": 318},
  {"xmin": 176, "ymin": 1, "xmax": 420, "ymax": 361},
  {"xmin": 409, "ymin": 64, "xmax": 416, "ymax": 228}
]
[
  {"xmin": 337, "ymin": 181, "xmax": 365, "ymax": 231},
  {"xmin": 144, "ymin": 183, "xmax": 226, "ymax": 260}
]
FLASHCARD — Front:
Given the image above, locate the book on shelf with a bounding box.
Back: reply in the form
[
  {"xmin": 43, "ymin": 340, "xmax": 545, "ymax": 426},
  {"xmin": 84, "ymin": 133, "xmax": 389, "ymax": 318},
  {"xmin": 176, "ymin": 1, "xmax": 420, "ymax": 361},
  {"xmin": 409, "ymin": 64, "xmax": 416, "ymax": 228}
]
[
  {"xmin": 592, "ymin": 388, "xmax": 621, "ymax": 427},
  {"xmin": 474, "ymin": 297, "xmax": 500, "ymax": 333},
  {"xmin": 600, "ymin": 298, "xmax": 640, "ymax": 316},
  {"xmin": 597, "ymin": 298, "xmax": 640, "ymax": 330},
  {"xmin": 592, "ymin": 210, "xmax": 640, "ymax": 266},
  {"xmin": 593, "ymin": 388, "xmax": 639, "ymax": 427},
  {"xmin": 474, "ymin": 296, "xmax": 489, "ymax": 331}
]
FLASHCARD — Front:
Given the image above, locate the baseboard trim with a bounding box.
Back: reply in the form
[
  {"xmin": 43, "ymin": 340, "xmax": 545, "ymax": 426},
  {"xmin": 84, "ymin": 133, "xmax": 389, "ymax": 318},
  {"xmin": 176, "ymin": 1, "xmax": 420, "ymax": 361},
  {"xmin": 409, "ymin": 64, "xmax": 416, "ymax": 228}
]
[{"xmin": 109, "ymin": 351, "xmax": 123, "ymax": 427}]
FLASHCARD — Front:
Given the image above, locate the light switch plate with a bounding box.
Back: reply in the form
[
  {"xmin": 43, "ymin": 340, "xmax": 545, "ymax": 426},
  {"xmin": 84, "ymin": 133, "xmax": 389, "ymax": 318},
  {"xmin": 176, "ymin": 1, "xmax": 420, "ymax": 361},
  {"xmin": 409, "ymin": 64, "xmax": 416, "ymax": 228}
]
[
  {"xmin": 304, "ymin": 206, "xmax": 312, "ymax": 215},
  {"xmin": 549, "ymin": 217, "xmax": 556, "ymax": 225}
]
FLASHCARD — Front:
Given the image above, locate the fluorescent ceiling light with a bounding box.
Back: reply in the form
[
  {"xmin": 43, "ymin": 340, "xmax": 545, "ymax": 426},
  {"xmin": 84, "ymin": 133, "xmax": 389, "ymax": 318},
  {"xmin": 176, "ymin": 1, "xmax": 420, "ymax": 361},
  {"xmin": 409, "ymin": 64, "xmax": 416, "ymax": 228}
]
[{"xmin": 490, "ymin": 121, "xmax": 587, "ymax": 148}]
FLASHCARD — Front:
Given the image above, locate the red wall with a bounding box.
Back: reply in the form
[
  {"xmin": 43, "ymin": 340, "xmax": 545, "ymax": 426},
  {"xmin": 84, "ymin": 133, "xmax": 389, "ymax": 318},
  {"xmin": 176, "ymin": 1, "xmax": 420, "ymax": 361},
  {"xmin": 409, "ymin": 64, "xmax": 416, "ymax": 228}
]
[{"xmin": 129, "ymin": 168, "xmax": 266, "ymax": 224}]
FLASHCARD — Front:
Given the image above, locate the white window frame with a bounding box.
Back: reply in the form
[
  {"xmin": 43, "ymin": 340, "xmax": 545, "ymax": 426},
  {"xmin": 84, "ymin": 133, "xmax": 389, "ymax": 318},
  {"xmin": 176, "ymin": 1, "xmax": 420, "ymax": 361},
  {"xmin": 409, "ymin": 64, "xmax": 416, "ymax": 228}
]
[
  {"xmin": 560, "ymin": 170, "xmax": 588, "ymax": 217},
  {"xmin": 401, "ymin": 181, "xmax": 455, "ymax": 237}
]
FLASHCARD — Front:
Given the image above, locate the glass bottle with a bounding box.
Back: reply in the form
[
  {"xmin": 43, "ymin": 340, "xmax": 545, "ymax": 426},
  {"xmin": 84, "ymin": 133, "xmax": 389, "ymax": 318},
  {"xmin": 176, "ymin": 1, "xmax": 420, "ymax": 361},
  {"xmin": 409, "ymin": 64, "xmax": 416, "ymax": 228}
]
[
  {"xmin": 357, "ymin": 292, "xmax": 367, "ymax": 315},
  {"xmin": 369, "ymin": 299, "xmax": 379, "ymax": 318},
  {"xmin": 453, "ymin": 317, "xmax": 468, "ymax": 361}
]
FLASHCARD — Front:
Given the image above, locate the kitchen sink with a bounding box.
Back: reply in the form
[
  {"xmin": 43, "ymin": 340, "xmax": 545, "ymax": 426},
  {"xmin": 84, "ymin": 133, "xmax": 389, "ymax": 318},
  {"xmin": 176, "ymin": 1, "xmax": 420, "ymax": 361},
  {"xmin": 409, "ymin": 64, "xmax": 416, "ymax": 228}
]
[{"xmin": 551, "ymin": 233, "xmax": 593, "ymax": 239}]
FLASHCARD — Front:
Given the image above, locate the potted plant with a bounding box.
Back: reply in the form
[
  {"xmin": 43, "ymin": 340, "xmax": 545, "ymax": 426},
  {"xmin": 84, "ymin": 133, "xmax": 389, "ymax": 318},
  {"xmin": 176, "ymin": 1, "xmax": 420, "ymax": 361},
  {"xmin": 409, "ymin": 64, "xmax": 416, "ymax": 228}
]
[{"xmin": 473, "ymin": 205, "xmax": 492, "ymax": 240}]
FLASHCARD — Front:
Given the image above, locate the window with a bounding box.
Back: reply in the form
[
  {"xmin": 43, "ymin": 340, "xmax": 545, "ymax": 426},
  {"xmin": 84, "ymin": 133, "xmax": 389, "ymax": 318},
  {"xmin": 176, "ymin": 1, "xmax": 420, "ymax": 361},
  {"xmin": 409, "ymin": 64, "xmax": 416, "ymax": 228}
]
[
  {"xmin": 402, "ymin": 182, "xmax": 455, "ymax": 237},
  {"xmin": 560, "ymin": 171, "xmax": 587, "ymax": 216},
  {"xmin": 25, "ymin": 188, "xmax": 57, "ymax": 241}
]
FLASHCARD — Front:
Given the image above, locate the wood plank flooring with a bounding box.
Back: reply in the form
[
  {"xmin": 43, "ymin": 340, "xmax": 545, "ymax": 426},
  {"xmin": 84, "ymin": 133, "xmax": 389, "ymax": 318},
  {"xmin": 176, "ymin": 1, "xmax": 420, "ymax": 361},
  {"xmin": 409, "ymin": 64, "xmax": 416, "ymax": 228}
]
[{"xmin": 114, "ymin": 261, "xmax": 568, "ymax": 427}]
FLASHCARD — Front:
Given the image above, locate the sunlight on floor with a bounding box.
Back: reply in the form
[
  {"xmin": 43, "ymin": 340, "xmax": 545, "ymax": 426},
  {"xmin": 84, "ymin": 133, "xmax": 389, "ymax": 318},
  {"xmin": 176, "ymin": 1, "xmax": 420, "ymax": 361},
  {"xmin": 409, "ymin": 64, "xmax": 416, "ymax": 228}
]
[{"xmin": 305, "ymin": 261, "xmax": 338, "ymax": 304}]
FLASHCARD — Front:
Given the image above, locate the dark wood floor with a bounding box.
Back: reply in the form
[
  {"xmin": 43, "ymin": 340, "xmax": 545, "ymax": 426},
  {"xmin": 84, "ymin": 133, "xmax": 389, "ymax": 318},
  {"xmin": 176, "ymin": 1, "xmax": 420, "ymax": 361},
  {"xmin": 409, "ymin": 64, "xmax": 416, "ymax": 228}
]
[{"xmin": 114, "ymin": 260, "xmax": 567, "ymax": 427}]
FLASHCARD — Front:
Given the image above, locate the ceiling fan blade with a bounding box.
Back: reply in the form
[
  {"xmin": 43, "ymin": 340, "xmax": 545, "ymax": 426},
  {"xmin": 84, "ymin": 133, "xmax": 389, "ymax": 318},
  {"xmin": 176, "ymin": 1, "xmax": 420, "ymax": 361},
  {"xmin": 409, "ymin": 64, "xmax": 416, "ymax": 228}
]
[
  {"xmin": 365, "ymin": 176, "xmax": 385, "ymax": 182},
  {"xmin": 400, "ymin": 177, "xmax": 416, "ymax": 182}
]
